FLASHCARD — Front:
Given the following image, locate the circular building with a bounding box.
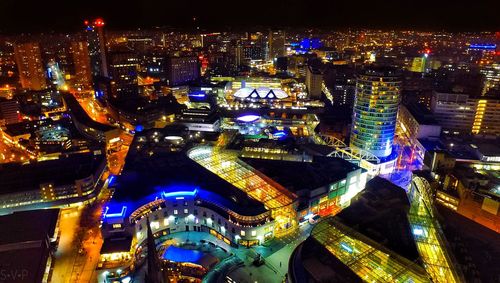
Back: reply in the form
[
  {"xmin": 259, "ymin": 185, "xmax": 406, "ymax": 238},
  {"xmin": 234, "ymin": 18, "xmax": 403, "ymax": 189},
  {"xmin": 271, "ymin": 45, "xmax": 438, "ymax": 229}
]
[{"xmin": 350, "ymin": 66, "xmax": 401, "ymax": 158}]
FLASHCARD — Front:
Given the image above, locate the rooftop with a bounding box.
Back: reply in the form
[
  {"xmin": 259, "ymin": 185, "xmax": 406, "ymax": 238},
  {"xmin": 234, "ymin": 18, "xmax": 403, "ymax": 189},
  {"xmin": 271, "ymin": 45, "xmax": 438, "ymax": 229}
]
[
  {"xmin": 111, "ymin": 150, "xmax": 268, "ymax": 217},
  {"xmin": 0, "ymin": 152, "xmax": 105, "ymax": 194},
  {"xmin": 242, "ymin": 156, "xmax": 360, "ymax": 193},
  {"xmin": 0, "ymin": 209, "xmax": 59, "ymax": 283}
]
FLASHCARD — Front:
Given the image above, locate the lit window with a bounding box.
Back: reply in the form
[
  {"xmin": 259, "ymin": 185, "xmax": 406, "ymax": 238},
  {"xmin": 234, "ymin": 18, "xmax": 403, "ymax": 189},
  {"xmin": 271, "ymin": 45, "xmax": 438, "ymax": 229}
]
[
  {"xmin": 240, "ymin": 230, "xmax": 246, "ymax": 236},
  {"xmin": 184, "ymin": 209, "xmax": 189, "ymax": 214},
  {"xmin": 251, "ymin": 231, "xmax": 256, "ymax": 237},
  {"xmin": 173, "ymin": 209, "xmax": 178, "ymax": 215}
]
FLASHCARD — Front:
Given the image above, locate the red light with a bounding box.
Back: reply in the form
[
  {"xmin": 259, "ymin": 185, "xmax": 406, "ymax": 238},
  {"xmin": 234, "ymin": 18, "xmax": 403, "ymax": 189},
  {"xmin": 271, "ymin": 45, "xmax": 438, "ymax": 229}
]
[
  {"xmin": 84, "ymin": 20, "xmax": 89, "ymax": 26},
  {"xmin": 425, "ymin": 48, "xmax": 431, "ymax": 54},
  {"xmin": 198, "ymin": 55, "xmax": 204, "ymax": 60},
  {"xmin": 94, "ymin": 18, "xmax": 105, "ymax": 27}
]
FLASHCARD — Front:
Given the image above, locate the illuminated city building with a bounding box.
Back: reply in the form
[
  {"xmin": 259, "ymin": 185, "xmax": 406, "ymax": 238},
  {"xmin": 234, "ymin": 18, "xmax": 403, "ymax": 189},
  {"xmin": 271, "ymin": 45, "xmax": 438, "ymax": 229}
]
[
  {"xmin": 350, "ymin": 66, "xmax": 401, "ymax": 158},
  {"xmin": 62, "ymin": 93, "xmax": 120, "ymax": 144},
  {"xmin": 14, "ymin": 42, "xmax": 47, "ymax": 91},
  {"xmin": 70, "ymin": 41, "xmax": 93, "ymax": 90},
  {"xmin": 410, "ymin": 55, "xmax": 427, "ymax": 73},
  {"xmin": 397, "ymin": 103, "xmax": 441, "ymax": 163},
  {"xmin": 431, "ymin": 91, "xmax": 500, "ymax": 135},
  {"xmin": 0, "ymin": 152, "xmax": 106, "ymax": 214},
  {"xmin": 100, "ymin": 126, "xmax": 368, "ymax": 274},
  {"xmin": 85, "ymin": 18, "xmax": 108, "ymax": 78},
  {"xmin": 0, "ymin": 98, "xmax": 21, "ymax": 125},
  {"xmin": 480, "ymin": 63, "xmax": 500, "ymax": 95},
  {"xmin": 268, "ymin": 30, "xmax": 286, "ymax": 60},
  {"xmin": 165, "ymin": 56, "xmax": 200, "ymax": 86},
  {"xmin": 219, "ymin": 77, "xmax": 323, "ymax": 138},
  {"xmin": 290, "ymin": 177, "xmax": 463, "ymax": 283},
  {"xmin": 305, "ymin": 65, "xmax": 323, "ymax": 99},
  {"xmin": 108, "ymin": 51, "xmax": 139, "ymax": 98}
]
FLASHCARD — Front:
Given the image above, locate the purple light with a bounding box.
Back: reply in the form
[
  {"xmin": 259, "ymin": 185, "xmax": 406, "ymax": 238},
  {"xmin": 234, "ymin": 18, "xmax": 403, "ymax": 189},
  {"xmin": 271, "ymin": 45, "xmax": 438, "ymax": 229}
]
[{"xmin": 236, "ymin": 115, "xmax": 260, "ymax": 123}]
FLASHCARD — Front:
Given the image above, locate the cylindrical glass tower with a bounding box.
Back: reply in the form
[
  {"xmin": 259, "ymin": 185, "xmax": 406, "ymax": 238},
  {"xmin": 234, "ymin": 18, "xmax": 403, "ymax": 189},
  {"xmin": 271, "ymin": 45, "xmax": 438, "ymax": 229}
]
[{"xmin": 350, "ymin": 66, "xmax": 401, "ymax": 158}]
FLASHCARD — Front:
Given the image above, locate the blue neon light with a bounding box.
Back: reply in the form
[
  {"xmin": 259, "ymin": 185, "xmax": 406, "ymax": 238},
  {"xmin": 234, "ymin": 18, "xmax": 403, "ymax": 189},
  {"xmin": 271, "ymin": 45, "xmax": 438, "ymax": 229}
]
[
  {"xmin": 162, "ymin": 188, "xmax": 198, "ymax": 199},
  {"xmin": 273, "ymin": 131, "xmax": 286, "ymax": 137},
  {"xmin": 188, "ymin": 91, "xmax": 206, "ymax": 98},
  {"xmin": 135, "ymin": 125, "xmax": 144, "ymax": 132},
  {"xmin": 104, "ymin": 206, "xmax": 127, "ymax": 219},
  {"xmin": 469, "ymin": 44, "xmax": 496, "ymax": 50},
  {"xmin": 340, "ymin": 242, "xmax": 353, "ymax": 253},
  {"xmin": 108, "ymin": 175, "xmax": 116, "ymax": 186}
]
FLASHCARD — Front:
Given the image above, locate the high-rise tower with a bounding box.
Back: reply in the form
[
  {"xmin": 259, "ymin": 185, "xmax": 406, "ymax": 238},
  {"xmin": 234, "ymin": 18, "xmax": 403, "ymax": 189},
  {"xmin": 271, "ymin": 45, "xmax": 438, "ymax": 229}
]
[
  {"xmin": 85, "ymin": 18, "xmax": 108, "ymax": 78},
  {"xmin": 14, "ymin": 42, "xmax": 47, "ymax": 90},
  {"xmin": 350, "ymin": 66, "xmax": 401, "ymax": 158}
]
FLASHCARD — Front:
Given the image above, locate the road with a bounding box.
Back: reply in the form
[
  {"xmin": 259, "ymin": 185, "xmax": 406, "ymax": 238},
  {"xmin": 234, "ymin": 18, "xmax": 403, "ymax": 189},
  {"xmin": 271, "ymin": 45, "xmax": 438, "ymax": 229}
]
[
  {"xmin": 51, "ymin": 180, "xmax": 112, "ymax": 282},
  {"xmin": 51, "ymin": 207, "xmax": 83, "ymax": 283},
  {"xmin": 0, "ymin": 137, "xmax": 32, "ymax": 163}
]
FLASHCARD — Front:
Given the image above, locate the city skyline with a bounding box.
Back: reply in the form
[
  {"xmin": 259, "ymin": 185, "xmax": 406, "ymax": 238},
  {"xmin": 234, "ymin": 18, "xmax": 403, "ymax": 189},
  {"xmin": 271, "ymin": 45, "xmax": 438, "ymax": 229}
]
[{"xmin": 0, "ymin": 8, "xmax": 499, "ymax": 283}]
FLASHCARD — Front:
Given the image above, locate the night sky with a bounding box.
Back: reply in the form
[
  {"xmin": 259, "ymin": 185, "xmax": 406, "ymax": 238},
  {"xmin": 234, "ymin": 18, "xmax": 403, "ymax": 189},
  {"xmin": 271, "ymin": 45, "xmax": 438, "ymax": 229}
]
[{"xmin": 0, "ymin": 0, "xmax": 499, "ymax": 33}]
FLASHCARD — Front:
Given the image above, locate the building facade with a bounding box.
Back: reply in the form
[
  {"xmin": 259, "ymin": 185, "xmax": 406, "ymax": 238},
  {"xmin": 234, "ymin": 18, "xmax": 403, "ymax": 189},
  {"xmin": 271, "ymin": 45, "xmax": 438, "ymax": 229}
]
[
  {"xmin": 14, "ymin": 42, "xmax": 47, "ymax": 90},
  {"xmin": 350, "ymin": 67, "xmax": 401, "ymax": 158},
  {"xmin": 431, "ymin": 91, "xmax": 500, "ymax": 136},
  {"xmin": 166, "ymin": 56, "xmax": 200, "ymax": 86},
  {"xmin": 71, "ymin": 41, "xmax": 93, "ymax": 90}
]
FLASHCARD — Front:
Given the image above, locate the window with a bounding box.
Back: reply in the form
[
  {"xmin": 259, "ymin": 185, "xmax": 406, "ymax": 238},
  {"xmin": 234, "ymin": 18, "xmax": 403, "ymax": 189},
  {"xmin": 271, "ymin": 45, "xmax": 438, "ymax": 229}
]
[
  {"xmin": 184, "ymin": 201, "xmax": 188, "ymax": 206},
  {"xmin": 194, "ymin": 209, "xmax": 198, "ymax": 215},
  {"xmin": 203, "ymin": 211, "xmax": 207, "ymax": 217},
  {"xmin": 240, "ymin": 230, "xmax": 246, "ymax": 236},
  {"xmin": 184, "ymin": 209, "xmax": 189, "ymax": 214},
  {"xmin": 173, "ymin": 209, "xmax": 178, "ymax": 215},
  {"xmin": 251, "ymin": 230, "xmax": 256, "ymax": 237}
]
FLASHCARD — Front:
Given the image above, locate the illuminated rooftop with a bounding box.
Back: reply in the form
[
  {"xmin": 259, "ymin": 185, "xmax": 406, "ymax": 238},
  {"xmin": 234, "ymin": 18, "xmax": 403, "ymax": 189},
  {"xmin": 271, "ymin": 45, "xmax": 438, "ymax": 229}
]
[
  {"xmin": 188, "ymin": 146, "xmax": 298, "ymax": 236},
  {"xmin": 311, "ymin": 218, "xmax": 430, "ymax": 283}
]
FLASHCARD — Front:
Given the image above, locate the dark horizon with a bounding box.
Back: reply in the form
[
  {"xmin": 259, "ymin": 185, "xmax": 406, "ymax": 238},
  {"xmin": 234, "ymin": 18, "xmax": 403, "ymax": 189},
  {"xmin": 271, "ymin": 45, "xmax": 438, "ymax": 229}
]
[{"xmin": 1, "ymin": 0, "xmax": 500, "ymax": 34}]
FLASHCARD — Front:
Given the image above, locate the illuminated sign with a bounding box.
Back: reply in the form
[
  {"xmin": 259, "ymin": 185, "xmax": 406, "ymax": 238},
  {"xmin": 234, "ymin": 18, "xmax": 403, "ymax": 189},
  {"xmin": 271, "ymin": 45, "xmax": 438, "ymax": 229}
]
[
  {"xmin": 468, "ymin": 44, "xmax": 496, "ymax": 50},
  {"xmin": 236, "ymin": 115, "xmax": 260, "ymax": 123},
  {"xmin": 104, "ymin": 206, "xmax": 127, "ymax": 219},
  {"xmin": 162, "ymin": 188, "xmax": 198, "ymax": 198}
]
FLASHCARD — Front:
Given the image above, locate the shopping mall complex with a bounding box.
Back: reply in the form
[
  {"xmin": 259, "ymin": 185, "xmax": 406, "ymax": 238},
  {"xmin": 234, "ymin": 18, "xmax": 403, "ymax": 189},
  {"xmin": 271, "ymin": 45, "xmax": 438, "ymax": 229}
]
[{"xmin": 99, "ymin": 124, "xmax": 367, "ymax": 270}]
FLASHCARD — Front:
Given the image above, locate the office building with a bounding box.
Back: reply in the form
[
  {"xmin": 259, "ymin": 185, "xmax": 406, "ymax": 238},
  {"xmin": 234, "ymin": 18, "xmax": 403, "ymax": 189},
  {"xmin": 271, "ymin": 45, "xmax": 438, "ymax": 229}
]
[
  {"xmin": 14, "ymin": 42, "xmax": 47, "ymax": 90},
  {"xmin": 0, "ymin": 152, "xmax": 106, "ymax": 214},
  {"xmin": 268, "ymin": 30, "xmax": 285, "ymax": 60},
  {"xmin": 430, "ymin": 91, "xmax": 500, "ymax": 135},
  {"xmin": 306, "ymin": 65, "xmax": 323, "ymax": 99},
  {"xmin": 0, "ymin": 98, "xmax": 21, "ymax": 125},
  {"xmin": 70, "ymin": 41, "xmax": 92, "ymax": 89},
  {"xmin": 108, "ymin": 51, "xmax": 139, "ymax": 98},
  {"xmin": 410, "ymin": 55, "xmax": 427, "ymax": 73},
  {"xmin": 350, "ymin": 66, "xmax": 401, "ymax": 158},
  {"xmin": 166, "ymin": 56, "xmax": 199, "ymax": 86},
  {"xmin": 242, "ymin": 44, "xmax": 265, "ymax": 61}
]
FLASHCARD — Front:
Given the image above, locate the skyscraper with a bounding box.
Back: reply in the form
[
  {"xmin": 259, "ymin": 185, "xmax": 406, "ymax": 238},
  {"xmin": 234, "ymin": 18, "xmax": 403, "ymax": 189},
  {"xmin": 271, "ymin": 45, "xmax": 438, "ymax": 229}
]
[
  {"xmin": 108, "ymin": 51, "xmax": 139, "ymax": 98},
  {"xmin": 70, "ymin": 41, "xmax": 92, "ymax": 90},
  {"xmin": 85, "ymin": 18, "xmax": 108, "ymax": 78},
  {"xmin": 165, "ymin": 56, "xmax": 200, "ymax": 86},
  {"xmin": 14, "ymin": 42, "xmax": 47, "ymax": 90},
  {"xmin": 350, "ymin": 66, "xmax": 401, "ymax": 158},
  {"xmin": 268, "ymin": 30, "xmax": 286, "ymax": 60}
]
